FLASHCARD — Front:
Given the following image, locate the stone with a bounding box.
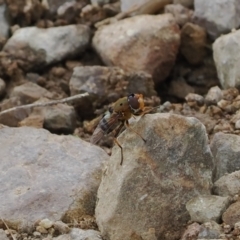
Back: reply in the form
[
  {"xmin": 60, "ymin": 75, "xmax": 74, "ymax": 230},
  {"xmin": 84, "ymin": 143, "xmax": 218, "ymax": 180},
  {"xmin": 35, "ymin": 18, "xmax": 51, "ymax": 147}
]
[
  {"xmin": 213, "ymin": 29, "xmax": 240, "ymax": 89},
  {"xmin": 3, "ymin": 25, "xmax": 90, "ymax": 70},
  {"xmin": 173, "ymin": 0, "xmax": 193, "ymax": 8},
  {"xmin": 39, "ymin": 219, "xmax": 53, "ymax": 229},
  {"xmin": 0, "ymin": 78, "xmax": 6, "ymax": 97},
  {"xmin": 211, "ymin": 132, "xmax": 240, "ymax": 181},
  {"xmin": 180, "ymin": 222, "xmax": 201, "ymax": 240},
  {"xmin": 198, "ymin": 221, "xmax": 222, "ymax": 239},
  {"xmin": 10, "ymin": 82, "xmax": 53, "ymax": 104},
  {"xmin": 91, "ymin": 0, "xmax": 109, "ymax": 6},
  {"xmin": 193, "ymin": 0, "xmax": 240, "ymax": 40},
  {"xmin": 180, "ymin": 22, "xmax": 207, "ymax": 65},
  {"xmin": 222, "ymin": 201, "xmax": 240, "ymax": 227},
  {"xmin": 121, "ymin": 0, "xmax": 149, "ymax": 12},
  {"xmin": 0, "ymin": 3, "xmax": 10, "ymax": 38},
  {"xmin": 213, "ymin": 171, "xmax": 240, "ymax": 197},
  {"xmin": 185, "ymin": 93, "xmax": 204, "ymax": 106},
  {"xmin": 186, "ymin": 195, "xmax": 230, "ymax": 223},
  {"xmin": 93, "ymin": 14, "xmax": 180, "ymax": 84},
  {"xmin": 69, "ymin": 66, "xmax": 157, "ymax": 117},
  {"xmin": 96, "ymin": 113, "xmax": 213, "ymax": 240},
  {"xmin": 0, "ymin": 229, "xmax": 8, "ymax": 240},
  {"xmin": 0, "ymin": 126, "xmax": 108, "ymax": 231},
  {"xmin": 165, "ymin": 4, "xmax": 193, "ymax": 27},
  {"xmin": 43, "ymin": 104, "xmax": 77, "ymax": 134},
  {"xmin": 205, "ymin": 86, "xmax": 223, "ymax": 106},
  {"xmin": 70, "ymin": 228, "xmax": 102, "ymax": 240},
  {"xmin": 53, "ymin": 221, "xmax": 70, "ymax": 234}
]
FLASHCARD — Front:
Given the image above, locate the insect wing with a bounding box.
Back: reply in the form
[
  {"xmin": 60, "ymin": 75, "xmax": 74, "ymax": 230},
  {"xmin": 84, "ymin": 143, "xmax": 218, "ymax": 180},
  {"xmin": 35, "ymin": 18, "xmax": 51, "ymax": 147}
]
[{"xmin": 90, "ymin": 111, "xmax": 121, "ymax": 144}]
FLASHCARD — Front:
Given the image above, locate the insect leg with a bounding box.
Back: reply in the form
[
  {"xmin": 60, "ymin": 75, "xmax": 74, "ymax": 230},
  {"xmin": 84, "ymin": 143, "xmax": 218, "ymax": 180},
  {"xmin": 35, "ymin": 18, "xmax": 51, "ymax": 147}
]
[
  {"xmin": 113, "ymin": 122, "xmax": 125, "ymax": 165},
  {"xmin": 125, "ymin": 120, "xmax": 146, "ymax": 142}
]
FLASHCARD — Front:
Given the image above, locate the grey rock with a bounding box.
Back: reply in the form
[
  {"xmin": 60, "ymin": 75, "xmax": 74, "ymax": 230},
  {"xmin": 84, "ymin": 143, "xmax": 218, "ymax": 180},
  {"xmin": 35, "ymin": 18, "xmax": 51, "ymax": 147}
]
[
  {"xmin": 0, "ymin": 229, "xmax": 8, "ymax": 240},
  {"xmin": 121, "ymin": 0, "xmax": 149, "ymax": 12},
  {"xmin": 211, "ymin": 132, "xmax": 240, "ymax": 181},
  {"xmin": 47, "ymin": 0, "xmax": 76, "ymax": 14},
  {"xmin": 10, "ymin": 82, "xmax": 53, "ymax": 104},
  {"xmin": 91, "ymin": 0, "xmax": 109, "ymax": 6},
  {"xmin": 186, "ymin": 195, "xmax": 230, "ymax": 223},
  {"xmin": 213, "ymin": 29, "xmax": 240, "ymax": 89},
  {"xmin": 93, "ymin": 14, "xmax": 180, "ymax": 84},
  {"xmin": 0, "ymin": 78, "xmax": 6, "ymax": 97},
  {"xmin": 69, "ymin": 66, "xmax": 157, "ymax": 117},
  {"xmin": 198, "ymin": 221, "xmax": 222, "ymax": 239},
  {"xmin": 0, "ymin": 3, "xmax": 10, "ymax": 38},
  {"xmin": 71, "ymin": 228, "xmax": 102, "ymax": 240},
  {"xmin": 0, "ymin": 126, "xmax": 108, "ymax": 231},
  {"xmin": 43, "ymin": 104, "xmax": 77, "ymax": 134},
  {"xmin": 193, "ymin": 0, "xmax": 240, "ymax": 40},
  {"xmin": 213, "ymin": 171, "xmax": 240, "ymax": 197},
  {"xmin": 165, "ymin": 4, "xmax": 193, "ymax": 27},
  {"xmin": 205, "ymin": 86, "xmax": 223, "ymax": 106},
  {"xmin": 53, "ymin": 221, "xmax": 70, "ymax": 234},
  {"xmin": 173, "ymin": 0, "xmax": 193, "ymax": 8},
  {"xmin": 3, "ymin": 25, "xmax": 90, "ymax": 70},
  {"xmin": 96, "ymin": 113, "xmax": 213, "ymax": 240}
]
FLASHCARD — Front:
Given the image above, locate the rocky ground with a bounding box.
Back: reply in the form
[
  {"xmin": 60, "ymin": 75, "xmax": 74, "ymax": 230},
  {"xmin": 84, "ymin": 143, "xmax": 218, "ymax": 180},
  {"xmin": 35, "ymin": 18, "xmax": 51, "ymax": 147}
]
[{"xmin": 1, "ymin": 0, "xmax": 240, "ymax": 239}]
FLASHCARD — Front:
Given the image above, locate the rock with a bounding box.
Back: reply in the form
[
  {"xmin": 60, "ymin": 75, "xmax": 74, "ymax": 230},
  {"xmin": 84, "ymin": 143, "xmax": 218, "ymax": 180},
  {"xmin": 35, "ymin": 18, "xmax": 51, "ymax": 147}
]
[
  {"xmin": 96, "ymin": 113, "xmax": 213, "ymax": 240},
  {"xmin": 91, "ymin": 0, "xmax": 110, "ymax": 6},
  {"xmin": 198, "ymin": 221, "xmax": 222, "ymax": 239},
  {"xmin": 43, "ymin": 104, "xmax": 77, "ymax": 134},
  {"xmin": 173, "ymin": 0, "xmax": 193, "ymax": 8},
  {"xmin": 180, "ymin": 22, "xmax": 207, "ymax": 65},
  {"xmin": 168, "ymin": 78, "xmax": 195, "ymax": 100},
  {"xmin": 69, "ymin": 66, "xmax": 157, "ymax": 117},
  {"xmin": 213, "ymin": 30, "xmax": 240, "ymax": 89},
  {"xmin": 180, "ymin": 222, "xmax": 201, "ymax": 240},
  {"xmin": 121, "ymin": 0, "xmax": 149, "ymax": 12},
  {"xmin": 0, "ymin": 3, "xmax": 9, "ymax": 38},
  {"xmin": 3, "ymin": 25, "xmax": 90, "ymax": 71},
  {"xmin": 0, "ymin": 97, "xmax": 30, "ymax": 127},
  {"xmin": 222, "ymin": 201, "xmax": 240, "ymax": 227},
  {"xmin": 0, "ymin": 126, "xmax": 108, "ymax": 231},
  {"xmin": 70, "ymin": 228, "xmax": 102, "ymax": 240},
  {"xmin": 164, "ymin": 4, "xmax": 193, "ymax": 27},
  {"xmin": 39, "ymin": 219, "xmax": 53, "ymax": 229},
  {"xmin": 186, "ymin": 195, "xmax": 230, "ymax": 223},
  {"xmin": 232, "ymin": 221, "xmax": 240, "ymax": 236},
  {"xmin": 211, "ymin": 132, "xmax": 240, "ymax": 181},
  {"xmin": 0, "ymin": 78, "xmax": 6, "ymax": 97},
  {"xmin": 53, "ymin": 221, "xmax": 70, "ymax": 234},
  {"xmin": 193, "ymin": 0, "xmax": 240, "ymax": 40},
  {"xmin": 235, "ymin": 120, "xmax": 240, "ymax": 130},
  {"xmin": 93, "ymin": 14, "xmax": 180, "ymax": 84},
  {"xmin": 205, "ymin": 86, "xmax": 223, "ymax": 106},
  {"xmin": 185, "ymin": 93, "xmax": 204, "ymax": 106},
  {"xmin": 213, "ymin": 171, "xmax": 240, "ymax": 197},
  {"xmin": 0, "ymin": 229, "xmax": 8, "ymax": 240},
  {"xmin": 18, "ymin": 115, "xmax": 44, "ymax": 129},
  {"xmin": 10, "ymin": 82, "xmax": 53, "ymax": 104}
]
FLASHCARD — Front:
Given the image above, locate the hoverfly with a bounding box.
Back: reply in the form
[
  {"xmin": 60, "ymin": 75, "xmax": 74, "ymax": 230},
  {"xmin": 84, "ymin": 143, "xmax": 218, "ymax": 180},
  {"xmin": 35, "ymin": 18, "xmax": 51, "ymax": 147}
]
[{"xmin": 91, "ymin": 93, "xmax": 150, "ymax": 165}]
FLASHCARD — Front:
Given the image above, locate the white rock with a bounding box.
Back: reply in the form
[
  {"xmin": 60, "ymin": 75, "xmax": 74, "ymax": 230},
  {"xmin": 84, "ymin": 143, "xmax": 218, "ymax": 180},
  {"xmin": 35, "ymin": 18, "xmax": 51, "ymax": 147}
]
[
  {"xmin": 39, "ymin": 218, "xmax": 53, "ymax": 229},
  {"xmin": 3, "ymin": 25, "xmax": 90, "ymax": 70},
  {"xmin": 213, "ymin": 29, "xmax": 240, "ymax": 89},
  {"xmin": 186, "ymin": 195, "xmax": 230, "ymax": 223},
  {"xmin": 121, "ymin": 0, "xmax": 149, "ymax": 12},
  {"xmin": 193, "ymin": 0, "xmax": 240, "ymax": 40}
]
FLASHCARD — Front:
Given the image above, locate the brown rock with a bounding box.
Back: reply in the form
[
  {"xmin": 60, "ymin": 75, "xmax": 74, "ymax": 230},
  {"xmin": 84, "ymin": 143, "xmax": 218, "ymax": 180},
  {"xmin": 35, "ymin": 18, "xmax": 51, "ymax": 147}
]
[
  {"xmin": 180, "ymin": 22, "xmax": 207, "ymax": 65},
  {"xmin": 181, "ymin": 222, "xmax": 201, "ymax": 240},
  {"xmin": 222, "ymin": 201, "xmax": 240, "ymax": 227},
  {"xmin": 93, "ymin": 14, "xmax": 180, "ymax": 84}
]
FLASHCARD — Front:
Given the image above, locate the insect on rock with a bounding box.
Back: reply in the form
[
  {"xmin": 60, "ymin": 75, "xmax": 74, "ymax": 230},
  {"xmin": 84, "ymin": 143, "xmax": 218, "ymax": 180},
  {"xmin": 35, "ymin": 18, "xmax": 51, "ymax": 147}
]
[{"xmin": 90, "ymin": 93, "xmax": 151, "ymax": 165}]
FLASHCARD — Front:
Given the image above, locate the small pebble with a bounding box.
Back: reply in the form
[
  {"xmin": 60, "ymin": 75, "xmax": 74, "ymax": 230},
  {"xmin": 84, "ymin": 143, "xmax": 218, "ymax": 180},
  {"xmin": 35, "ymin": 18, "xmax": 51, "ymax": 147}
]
[{"xmin": 39, "ymin": 218, "xmax": 53, "ymax": 229}]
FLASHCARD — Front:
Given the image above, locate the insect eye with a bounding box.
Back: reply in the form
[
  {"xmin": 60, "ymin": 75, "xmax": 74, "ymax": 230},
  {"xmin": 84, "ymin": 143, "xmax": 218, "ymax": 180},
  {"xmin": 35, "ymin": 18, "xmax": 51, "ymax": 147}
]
[{"xmin": 128, "ymin": 94, "xmax": 139, "ymax": 110}]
